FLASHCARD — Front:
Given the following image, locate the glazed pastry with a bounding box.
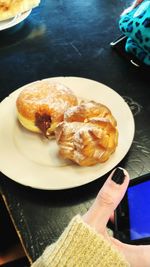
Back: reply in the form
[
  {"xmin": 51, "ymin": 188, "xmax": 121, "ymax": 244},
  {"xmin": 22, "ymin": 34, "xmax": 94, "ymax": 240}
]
[
  {"xmin": 55, "ymin": 101, "xmax": 118, "ymax": 166},
  {"xmin": 16, "ymin": 80, "xmax": 78, "ymax": 136}
]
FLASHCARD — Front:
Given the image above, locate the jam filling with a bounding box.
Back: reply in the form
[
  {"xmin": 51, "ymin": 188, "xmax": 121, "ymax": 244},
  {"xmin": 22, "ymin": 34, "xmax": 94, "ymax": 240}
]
[{"xmin": 35, "ymin": 113, "xmax": 51, "ymax": 136}]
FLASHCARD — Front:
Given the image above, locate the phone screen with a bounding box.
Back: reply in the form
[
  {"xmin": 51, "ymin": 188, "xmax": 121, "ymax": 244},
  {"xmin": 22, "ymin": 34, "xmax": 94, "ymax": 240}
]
[
  {"xmin": 115, "ymin": 174, "xmax": 150, "ymax": 244},
  {"xmin": 128, "ymin": 180, "xmax": 150, "ymax": 240}
]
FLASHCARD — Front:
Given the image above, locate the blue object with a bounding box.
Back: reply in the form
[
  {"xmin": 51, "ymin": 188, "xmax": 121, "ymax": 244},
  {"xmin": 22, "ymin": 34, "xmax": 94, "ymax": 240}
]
[
  {"xmin": 127, "ymin": 180, "xmax": 150, "ymax": 240},
  {"xmin": 119, "ymin": 0, "xmax": 150, "ymax": 65}
]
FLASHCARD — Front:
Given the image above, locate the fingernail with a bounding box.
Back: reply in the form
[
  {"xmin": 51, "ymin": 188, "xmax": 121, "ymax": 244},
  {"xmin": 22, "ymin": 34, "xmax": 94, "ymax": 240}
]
[{"xmin": 111, "ymin": 167, "xmax": 125, "ymax": 185}]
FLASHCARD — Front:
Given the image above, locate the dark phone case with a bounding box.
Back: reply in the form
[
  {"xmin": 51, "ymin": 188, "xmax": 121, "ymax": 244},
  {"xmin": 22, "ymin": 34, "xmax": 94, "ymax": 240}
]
[{"xmin": 110, "ymin": 35, "xmax": 150, "ymax": 73}]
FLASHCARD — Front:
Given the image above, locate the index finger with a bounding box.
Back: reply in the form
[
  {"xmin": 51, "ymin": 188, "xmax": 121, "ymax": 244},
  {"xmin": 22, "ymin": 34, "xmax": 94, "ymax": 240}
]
[{"xmin": 83, "ymin": 168, "xmax": 129, "ymax": 233}]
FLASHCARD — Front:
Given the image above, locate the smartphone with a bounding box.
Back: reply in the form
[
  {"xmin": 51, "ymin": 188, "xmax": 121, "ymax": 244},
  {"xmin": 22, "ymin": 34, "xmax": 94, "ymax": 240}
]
[
  {"xmin": 110, "ymin": 34, "xmax": 150, "ymax": 72},
  {"xmin": 114, "ymin": 173, "xmax": 150, "ymax": 245}
]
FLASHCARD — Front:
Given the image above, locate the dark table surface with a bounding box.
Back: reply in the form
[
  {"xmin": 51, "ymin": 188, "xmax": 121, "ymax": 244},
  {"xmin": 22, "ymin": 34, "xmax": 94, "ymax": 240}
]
[{"xmin": 1, "ymin": 0, "xmax": 150, "ymax": 264}]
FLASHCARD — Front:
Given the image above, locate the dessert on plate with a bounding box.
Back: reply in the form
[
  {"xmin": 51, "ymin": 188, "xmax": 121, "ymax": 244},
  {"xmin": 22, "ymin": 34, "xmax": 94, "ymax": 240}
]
[
  {"xmin": 0, "ymin": 0, "xmax": 40, "ymax": 21},
  {"xmin": 16, "ymin": 79, "xmax": 78, "ymax": 136},
  {"xmin": 55, "ymin": 101, "xmax": 118, "ymax": 166}
]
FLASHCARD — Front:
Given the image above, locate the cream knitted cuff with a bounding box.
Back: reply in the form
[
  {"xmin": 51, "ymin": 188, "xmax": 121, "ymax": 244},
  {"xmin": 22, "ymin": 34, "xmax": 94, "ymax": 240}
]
[{"xmin": 32, "ymin": 215, "xmax": 130, "ymax": 267}]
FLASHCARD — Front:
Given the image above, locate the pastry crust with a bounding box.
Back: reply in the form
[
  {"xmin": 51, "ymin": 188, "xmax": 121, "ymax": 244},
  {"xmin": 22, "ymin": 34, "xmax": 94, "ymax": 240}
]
[
  {"xmin": 16, "ymin": 80, "xmax": 78, "ymax": 136},
  {"xmin": 64, "ymin": 100, "xmax": 117, "ymax": 127},
  {"xmin": 0, "ymin": 0, "xmax": 40, "ymax": 21},
  {"xmin": 55, "ymin": 101, "xmax": 118, "ymax": 166}
]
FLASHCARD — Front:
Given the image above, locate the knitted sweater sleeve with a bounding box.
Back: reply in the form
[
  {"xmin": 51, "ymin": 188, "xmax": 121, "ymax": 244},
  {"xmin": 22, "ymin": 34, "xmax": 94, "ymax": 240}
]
[{"xmin": 31, "ymin": 215, "xmax": 130, "ymax": 267}]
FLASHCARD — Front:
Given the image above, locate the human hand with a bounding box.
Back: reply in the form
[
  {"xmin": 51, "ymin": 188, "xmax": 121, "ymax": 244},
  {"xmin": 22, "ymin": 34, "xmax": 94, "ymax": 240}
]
[
  {"xmin": 132, "ymin": 0, "xmax": 144, "ymax": 7},
  {"xmin": 121, "ymin": 0, "xmax": 144, "ymax": 15},
  {"xmin": 83, "ymin": 168, "xmax": 150, "ymax": 267}
]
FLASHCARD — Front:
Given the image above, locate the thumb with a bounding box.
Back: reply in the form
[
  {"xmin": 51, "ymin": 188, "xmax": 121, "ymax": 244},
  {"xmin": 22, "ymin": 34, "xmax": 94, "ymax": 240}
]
[{"xmin": 83, "ymin": 167, "xmax": 129, "ymax": 233}]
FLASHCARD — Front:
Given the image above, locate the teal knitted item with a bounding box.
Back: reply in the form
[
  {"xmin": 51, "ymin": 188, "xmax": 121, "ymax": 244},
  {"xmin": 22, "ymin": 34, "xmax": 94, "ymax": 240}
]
[{"xmin": 119, "ymin": 0, "xmax": 150, "ymax": 65}]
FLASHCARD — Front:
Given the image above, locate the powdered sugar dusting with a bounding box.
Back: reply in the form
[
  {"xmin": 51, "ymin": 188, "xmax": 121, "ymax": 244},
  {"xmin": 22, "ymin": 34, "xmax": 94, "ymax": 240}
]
[{"xmin": 16, "ymin": 81, "xmax": 78, "ymax": 122}]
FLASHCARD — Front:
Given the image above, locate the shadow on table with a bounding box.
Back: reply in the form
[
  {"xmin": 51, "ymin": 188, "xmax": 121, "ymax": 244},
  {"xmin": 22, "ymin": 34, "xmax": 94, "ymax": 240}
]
[{"xmin": 0, "ymin": 20, "xmax": 46, "ymax": 49}]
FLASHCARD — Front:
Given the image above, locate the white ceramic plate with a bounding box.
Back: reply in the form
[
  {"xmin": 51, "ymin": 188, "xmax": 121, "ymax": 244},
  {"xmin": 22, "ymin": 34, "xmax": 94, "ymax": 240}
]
[
  {"xmin": 0, "ymin": 77, "xmax": 135, "ymax": 190},
  {"xmin": 0, "ymin": 10, "xmax": 31, "ymax": 31}
]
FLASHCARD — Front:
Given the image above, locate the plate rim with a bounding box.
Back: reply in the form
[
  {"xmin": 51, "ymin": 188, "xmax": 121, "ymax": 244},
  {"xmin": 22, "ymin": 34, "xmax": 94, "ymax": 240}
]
[
  {"xmin": 0, "ymin": 76, "xmax": 135, "ymax": 190},
  {"xmin": 0, "ymin": 9, "xmax": 31, "ymax": 31}
]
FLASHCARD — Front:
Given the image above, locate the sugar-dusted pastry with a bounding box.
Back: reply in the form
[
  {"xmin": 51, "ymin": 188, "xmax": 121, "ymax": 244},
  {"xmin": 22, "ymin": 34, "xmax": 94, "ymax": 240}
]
[
  {"xmin": 0, "ymin": 0, "xmax": 40, "ymax": 21},
  {"xmin": 16, "ymin": 80, "xmax": 78, "ymax": 136},
  {"xmin": 64, "ymin": 100, "xmax": 117, "ymax": 127},
  {"xmin": 55, "ymin": 101, "xmax": 118, "ymax": 166}
]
